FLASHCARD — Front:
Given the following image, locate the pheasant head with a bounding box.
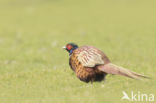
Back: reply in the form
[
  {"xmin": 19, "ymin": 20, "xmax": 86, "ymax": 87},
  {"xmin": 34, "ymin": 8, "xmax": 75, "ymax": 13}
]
[{"xmin": 63, "ymin": 43, "xmax": 78, "ymax": 55}]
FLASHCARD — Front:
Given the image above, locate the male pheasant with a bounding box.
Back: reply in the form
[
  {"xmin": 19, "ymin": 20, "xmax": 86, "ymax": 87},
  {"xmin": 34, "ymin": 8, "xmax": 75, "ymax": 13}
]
[{"xmin": 63, "ymin": 43, "xmax": 149, "ymax": 83}]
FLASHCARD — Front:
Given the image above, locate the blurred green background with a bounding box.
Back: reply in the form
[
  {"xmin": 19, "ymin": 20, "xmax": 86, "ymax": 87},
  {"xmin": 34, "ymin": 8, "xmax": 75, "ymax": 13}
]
[{"xmin": 0, "ymin": 0, "xmax": 156, "ymax": 103}]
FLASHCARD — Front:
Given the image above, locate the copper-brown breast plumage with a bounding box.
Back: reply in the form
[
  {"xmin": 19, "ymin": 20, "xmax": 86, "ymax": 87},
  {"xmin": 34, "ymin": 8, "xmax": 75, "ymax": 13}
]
[{"xmin": 69, "ymin": 46, "xmax": 110, "ymax": 82}]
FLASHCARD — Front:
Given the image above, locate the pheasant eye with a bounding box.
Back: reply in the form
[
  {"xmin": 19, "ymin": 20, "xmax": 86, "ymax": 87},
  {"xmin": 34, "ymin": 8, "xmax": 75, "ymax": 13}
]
[{"xmin": 66, "ymin": 45, "xmax": 72, "ymax": 50}]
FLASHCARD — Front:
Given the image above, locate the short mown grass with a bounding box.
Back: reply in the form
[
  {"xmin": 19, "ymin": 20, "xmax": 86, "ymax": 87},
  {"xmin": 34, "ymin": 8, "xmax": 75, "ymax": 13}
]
[{"xmin": 0, "ymin": 0, "xmax": 156, "ymax": 103}]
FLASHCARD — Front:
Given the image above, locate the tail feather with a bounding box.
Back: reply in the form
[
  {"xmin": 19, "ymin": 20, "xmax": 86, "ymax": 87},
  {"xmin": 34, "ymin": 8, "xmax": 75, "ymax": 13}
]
[{"xmin": 98, "ymin": 63, "xmax": 149, "ymax": 79}]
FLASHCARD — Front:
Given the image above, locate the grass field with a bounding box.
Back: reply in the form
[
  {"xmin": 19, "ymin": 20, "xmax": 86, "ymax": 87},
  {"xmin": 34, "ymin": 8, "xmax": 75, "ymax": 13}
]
[{"xmin": 0, "ymin": 0, "xmax": 156, "ymax": 103}]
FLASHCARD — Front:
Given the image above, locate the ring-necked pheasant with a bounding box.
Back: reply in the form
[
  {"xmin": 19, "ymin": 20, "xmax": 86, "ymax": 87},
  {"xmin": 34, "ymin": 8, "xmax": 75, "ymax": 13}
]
[{"xmin": 63, "ymin": 43, "xmax": 149, "ymax": 83}]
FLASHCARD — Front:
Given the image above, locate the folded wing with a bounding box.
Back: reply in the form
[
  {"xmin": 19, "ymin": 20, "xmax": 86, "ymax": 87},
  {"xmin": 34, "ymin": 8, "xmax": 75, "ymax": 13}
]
[{"xmin": 76, "ymin": 46, "xmax": 104, "ymax": 67}]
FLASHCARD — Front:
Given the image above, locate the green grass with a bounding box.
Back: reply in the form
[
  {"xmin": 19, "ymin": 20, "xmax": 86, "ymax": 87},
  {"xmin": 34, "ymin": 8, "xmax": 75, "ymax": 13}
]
[{"xmin": 0, "ymin": 0, "xmax": 156, "ymax": 103}]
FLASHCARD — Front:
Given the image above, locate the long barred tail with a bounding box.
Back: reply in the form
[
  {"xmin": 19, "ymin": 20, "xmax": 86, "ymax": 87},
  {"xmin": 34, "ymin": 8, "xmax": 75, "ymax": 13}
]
[{"xmin": 98, "ymin": 63, "xmax": 150, "ymax": 79}]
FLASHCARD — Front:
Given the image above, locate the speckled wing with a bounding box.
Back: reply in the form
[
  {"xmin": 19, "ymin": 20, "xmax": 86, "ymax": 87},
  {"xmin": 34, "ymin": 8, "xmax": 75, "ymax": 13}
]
[{"xmin": 75, "ymin": 46, "xmax": 104, "ymax": 67}]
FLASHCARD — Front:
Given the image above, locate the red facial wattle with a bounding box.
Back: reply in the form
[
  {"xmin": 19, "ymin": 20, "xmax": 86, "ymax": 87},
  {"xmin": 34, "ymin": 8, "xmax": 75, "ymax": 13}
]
[{"xmin": 66, "ymin": 45, "xmax": 72, "ymax": 50}]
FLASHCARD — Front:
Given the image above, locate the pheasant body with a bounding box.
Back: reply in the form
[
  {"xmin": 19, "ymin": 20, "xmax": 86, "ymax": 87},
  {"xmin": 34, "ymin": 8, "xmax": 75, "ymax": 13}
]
[
  {"xmin": 69, "ymin": 46, "xmax": 109, "ymax": 82},
  {"xmin": 63, "ymin": 43, "xmax": 149, "ymax": 83}
]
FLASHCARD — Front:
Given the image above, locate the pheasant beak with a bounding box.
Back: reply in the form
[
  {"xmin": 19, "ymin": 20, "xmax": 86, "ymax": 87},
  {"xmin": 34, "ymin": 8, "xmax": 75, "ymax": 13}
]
[{"xmin": 62, "ymin": 46, "xmax": 66, "ymax": 49}]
